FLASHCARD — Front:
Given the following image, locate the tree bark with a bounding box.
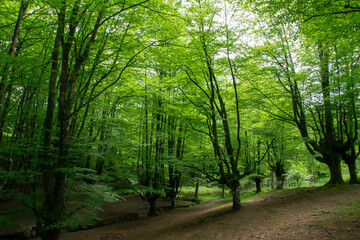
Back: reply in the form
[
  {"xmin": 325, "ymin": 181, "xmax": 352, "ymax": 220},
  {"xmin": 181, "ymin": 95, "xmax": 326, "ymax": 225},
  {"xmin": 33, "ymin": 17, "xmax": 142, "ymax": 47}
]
[
  {"xmin": 148, "ymin": 195, "xmax": 158, "ymax": 216},
  {"xmin": 221, "ymin": 184, "xmax": 225, "ymax": 198},
  {"xmin": 170, "ymin": 197, "xmax": 176, "ymax": 209},
  {"xmin": 194, "ymin": 180, "xmax": 199, "ymax": 199},
  {"xmin": 347, "ymin": 161, "xmax": 358, "ymax": 184},
  {"xmin": 41, "ymin": 228, "xmax": 61, "ymax": 240},
  {"xmin": 166, "ymin": 116, "xmax": 177, "ymax": 209},
  {"xmin": 342, "ymin": 146, "xmax": 359, "ymax": 184},
  {"xmin": 0, "ymin": 82, "xmax": 13, "ymax": 143},
  {"xmin": 231, "ymin": 182, "xmax": 241, "ymax": 210},
  {"xmin": 41, "ymin": 1, "xmax": 82, "ymax": 238},
  {"xmin": 41, "ymin": 0, "xmax": 66, "ymax": 195},
  {"xmin": 255, "ymin": 178, "xmax": 262, "ymax": 194},
  {"xmin": 325, "ymin": 153, "xmax": 344, "ymax": 185}
]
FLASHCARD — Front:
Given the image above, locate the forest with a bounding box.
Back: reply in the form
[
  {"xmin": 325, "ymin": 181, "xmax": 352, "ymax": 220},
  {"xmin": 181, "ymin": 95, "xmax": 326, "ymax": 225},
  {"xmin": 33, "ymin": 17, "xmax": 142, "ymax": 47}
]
[{"xmin": 0, "ymin": 0, "xmax": 360, "ymax": 239}]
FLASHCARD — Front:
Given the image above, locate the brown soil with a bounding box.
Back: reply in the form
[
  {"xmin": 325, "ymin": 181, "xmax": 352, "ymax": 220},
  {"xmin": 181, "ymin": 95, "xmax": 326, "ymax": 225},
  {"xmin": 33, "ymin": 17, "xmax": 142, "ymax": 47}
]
[
  {"xmin": 60, "ymin": 185, "xmax": 360, "ymax": 240},
  {"xmin": 2, "ymin": 185, "xmax": 360, "ymax": 240}
]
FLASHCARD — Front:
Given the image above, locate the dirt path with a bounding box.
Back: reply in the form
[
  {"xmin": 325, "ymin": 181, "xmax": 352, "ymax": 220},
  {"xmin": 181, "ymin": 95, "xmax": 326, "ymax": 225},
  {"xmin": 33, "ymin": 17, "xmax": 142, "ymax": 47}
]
[
  {"xmin": 63, "ymin": 199, "xmax": 231, "ymax": 240},
  {"xmin": 61, "ymin": 185, "xmax": 360, "ymax": 240}
]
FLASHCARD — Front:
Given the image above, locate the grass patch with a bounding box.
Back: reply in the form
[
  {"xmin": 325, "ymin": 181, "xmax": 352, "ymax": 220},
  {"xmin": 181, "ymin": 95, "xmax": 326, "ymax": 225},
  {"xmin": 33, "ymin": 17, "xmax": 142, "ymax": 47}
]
[
  {"xmin": 327, "ymin": 184, "xmax": 350, "ymax": 193},
  {"xmin": 179, "ymin": 185, "xmax": 267, "ymax": 206},
  {"xmin": 180, "ymin": 186, "xmax": 224, "ymax": 198},
  {"xmin": 333, "ymin": 198, "xmax": 360, "ymax": 221},
  {"xmin": 242, "ymin": 192, "xmax": 264, "ymax": 202},
  {"xmin": 313, "ymin": 207, "xmax": 332, "ymax": 214},
  {"xmin": 174, "ymin": 199, "xmax": 196, "ymax": 208},
  {"xmin": 311, "ymin": 219, "xmax": 325, "ymax": 227},
  {"xmin": 337, "ymin": 226, "xmax": 345, "ymax": 232},
  {"xmin": 313, "ymin": 197, "xmax": 360, "ymax": 223},
  {"xmin": 211, "ymin": 200, "xmax": 232, "ymax": 209},
  {"xmin": 179, "ymin": 185, "xmax": 228, "ymax": 204},
  {"xmin": 197, "ymin": 194, "xmax": 229, "ymax": 203}
]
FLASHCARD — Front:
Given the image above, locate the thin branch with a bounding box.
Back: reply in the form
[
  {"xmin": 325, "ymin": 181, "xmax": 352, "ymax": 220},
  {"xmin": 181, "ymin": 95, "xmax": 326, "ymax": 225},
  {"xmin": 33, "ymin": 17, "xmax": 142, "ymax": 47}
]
[
  {"xmin": 139, "ymin": 5, "xmax": 187, "ymax": 22},
  {"xmin": 246, "ymin": 79, "xmax": 294, "ymax": 121},
  {"xmin": 71, "ymin": 40, "xmax": 158, "ymax": 116},
  {"xmin": 82, "ymin": 0, "xmax": 150, "ymax": 41},
  {"xmin": 189, "ymin": 122, "xmax": 211, "ymax": 137},
  {"xmin": 185, "ymin": 69, "xmax": 212, "ymax": 101},
  {"xmin": 305, "ymin": 9, "xmax": 360, "ymax": 22}
]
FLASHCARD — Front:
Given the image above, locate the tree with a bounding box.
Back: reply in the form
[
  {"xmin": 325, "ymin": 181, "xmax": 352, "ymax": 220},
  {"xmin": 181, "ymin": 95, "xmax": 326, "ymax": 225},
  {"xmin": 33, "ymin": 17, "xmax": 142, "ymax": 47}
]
[
  {"xmin": 268, "ymin": 138, "xmax": 287, "ymax": 190},
  {"xmin": 0, "ymin": 0, "xmax": 162, "ymax": 238},
  {"xmin": 246, "ymin": 2, "xmax": 360, "ymax": 184},
  {"xmin": 245, "ymin": 137, "xmax": 265, "ymax": 194},
  {"xmin": 286, "ymin": 161, "xmax": 311, "ymax": 187},
  {"xmin": 3, "ymin": 1, "xmax": 360, "ymax": 238},
  {"xmin": 165, "ymin": 116, "xmax": 186, "ymax": 209},
  {"xmin": 178, "ymin": 0, "xmax": 268, "ymax": 210},
  {"xmin": 0, "ymin": 0, "xmax": 29, "ymax": 145}
]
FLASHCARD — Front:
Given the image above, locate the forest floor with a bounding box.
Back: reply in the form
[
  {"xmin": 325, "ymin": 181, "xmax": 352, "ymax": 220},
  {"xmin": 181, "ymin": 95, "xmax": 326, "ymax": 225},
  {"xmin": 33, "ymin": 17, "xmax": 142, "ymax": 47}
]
[
  {"xmin": 2, "ymin": 185, "xmax": 360, "ymax": 239},
  {"xmin": 61, "ymin": 184, "xmax": 360, "ymax": 240}
]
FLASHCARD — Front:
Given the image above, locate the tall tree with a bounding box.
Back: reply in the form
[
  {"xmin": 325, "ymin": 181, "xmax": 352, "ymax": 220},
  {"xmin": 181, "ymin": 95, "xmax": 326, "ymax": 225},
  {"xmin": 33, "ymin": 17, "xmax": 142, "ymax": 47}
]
[
  {"xmin": 7, "ymin": 1, "xmax": 154, "ymax": 238},
  {"xmin": 247, "ymin": 1, "xmax": 360, "ymax": 184},
  {"xmin": 179, "ymin": 0, "xmax": 264, "ymax": 209},
  {"xmin": 0, "ymin": 1, "xmax": 29, "ymax": 146}
]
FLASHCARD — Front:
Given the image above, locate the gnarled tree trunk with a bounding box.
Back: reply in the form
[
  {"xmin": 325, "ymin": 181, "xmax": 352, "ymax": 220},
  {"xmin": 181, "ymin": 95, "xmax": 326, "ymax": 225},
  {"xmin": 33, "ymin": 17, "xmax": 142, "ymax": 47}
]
[
  {"xmin": 230, "ymin": 181, "xmax": 241, "ymax": 210},
  {"xmin": 342, "ymin": 146, "xmax": 359, "ymax": 184},
  {"xmin": 325, "ymin": 153, "xmax": 344, "ymax": 185}
]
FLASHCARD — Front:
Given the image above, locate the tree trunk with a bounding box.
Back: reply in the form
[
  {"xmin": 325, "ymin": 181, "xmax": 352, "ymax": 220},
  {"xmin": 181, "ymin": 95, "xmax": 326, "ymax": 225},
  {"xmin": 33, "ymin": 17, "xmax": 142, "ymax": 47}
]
[
  {"xmin": 231, "ymin": 183, "xmax": 241, "ymax": 210},
  {"xmin": 194, "ymin": 180, "xmax": 199, "ymax": 199},
  {"xmin": 0, "ymin": 156, "xmax": 13, "ymax": 190},
  {"xmin": 0, "ymin": 1, "xmax": 28, "ymax": 145},
  {"xmin": 40, "ymin": 175, "xmax": 66, "ymax": 240},
  {"xmin": 170, "ymin": 197, "xmax": 176, "ymax": 209},
  {"xmin": 276, "ymin": 174, "xmax": 284, "ymax": 190},
  {"xmin": 0, "ymin": 83, "xmax": 13, "ymax": 143},
  {"xmin": 255, "ymin": 178, "xmax": 261, "ymax": 194},
  {"xmin": 41, "ymin": 2, "xmax": 82, "ymax": 238},
  {"xmin": 95, "ymin": 159, "xmax": 105, "ymax": 175},
  {"xmin": 342, "ymin": 147, "xmax": 359, "ymax": 184},
  {"xmin": 40, "ymin": 228, "xmax": 61, "ymax": 240},
  {"xmin": 148, "ymin": 196, "xmax": 158, "ymax": 216},
  {"xmin": 166, "ymin": 117, "xmax": 182, "ymax": 210},
  {"xmin": 41, "ymin": 0, "xmax": 65, "ymax": 197},
  {"xmin": 347, "ymin": 161, "xmax": 358, "ymax": 184},
  {"xmin": 326, "ymin": 154, "xmax": 344, "ymax": 185}
]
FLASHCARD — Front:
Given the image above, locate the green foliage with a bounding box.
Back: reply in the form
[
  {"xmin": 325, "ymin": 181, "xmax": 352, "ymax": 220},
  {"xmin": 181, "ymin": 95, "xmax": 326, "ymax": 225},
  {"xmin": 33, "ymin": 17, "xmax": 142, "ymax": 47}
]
[
  {"xmin": 180, "ymin": 185, "xmax": 223, "ymax": 198},
  {"xmin": 57, "ymin": 169, "xmax": 120, "ymax": 230},
  {"xmin": 0, "ymin": 208, "xmax": 19, "ymax": 229},
  {"xmin": 286, "ymin": 162, "xmax": 312, "ymax": 187},
  {"xmin": 0, "ymin": 0, "xmax": 359, "ymax": 237}
]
